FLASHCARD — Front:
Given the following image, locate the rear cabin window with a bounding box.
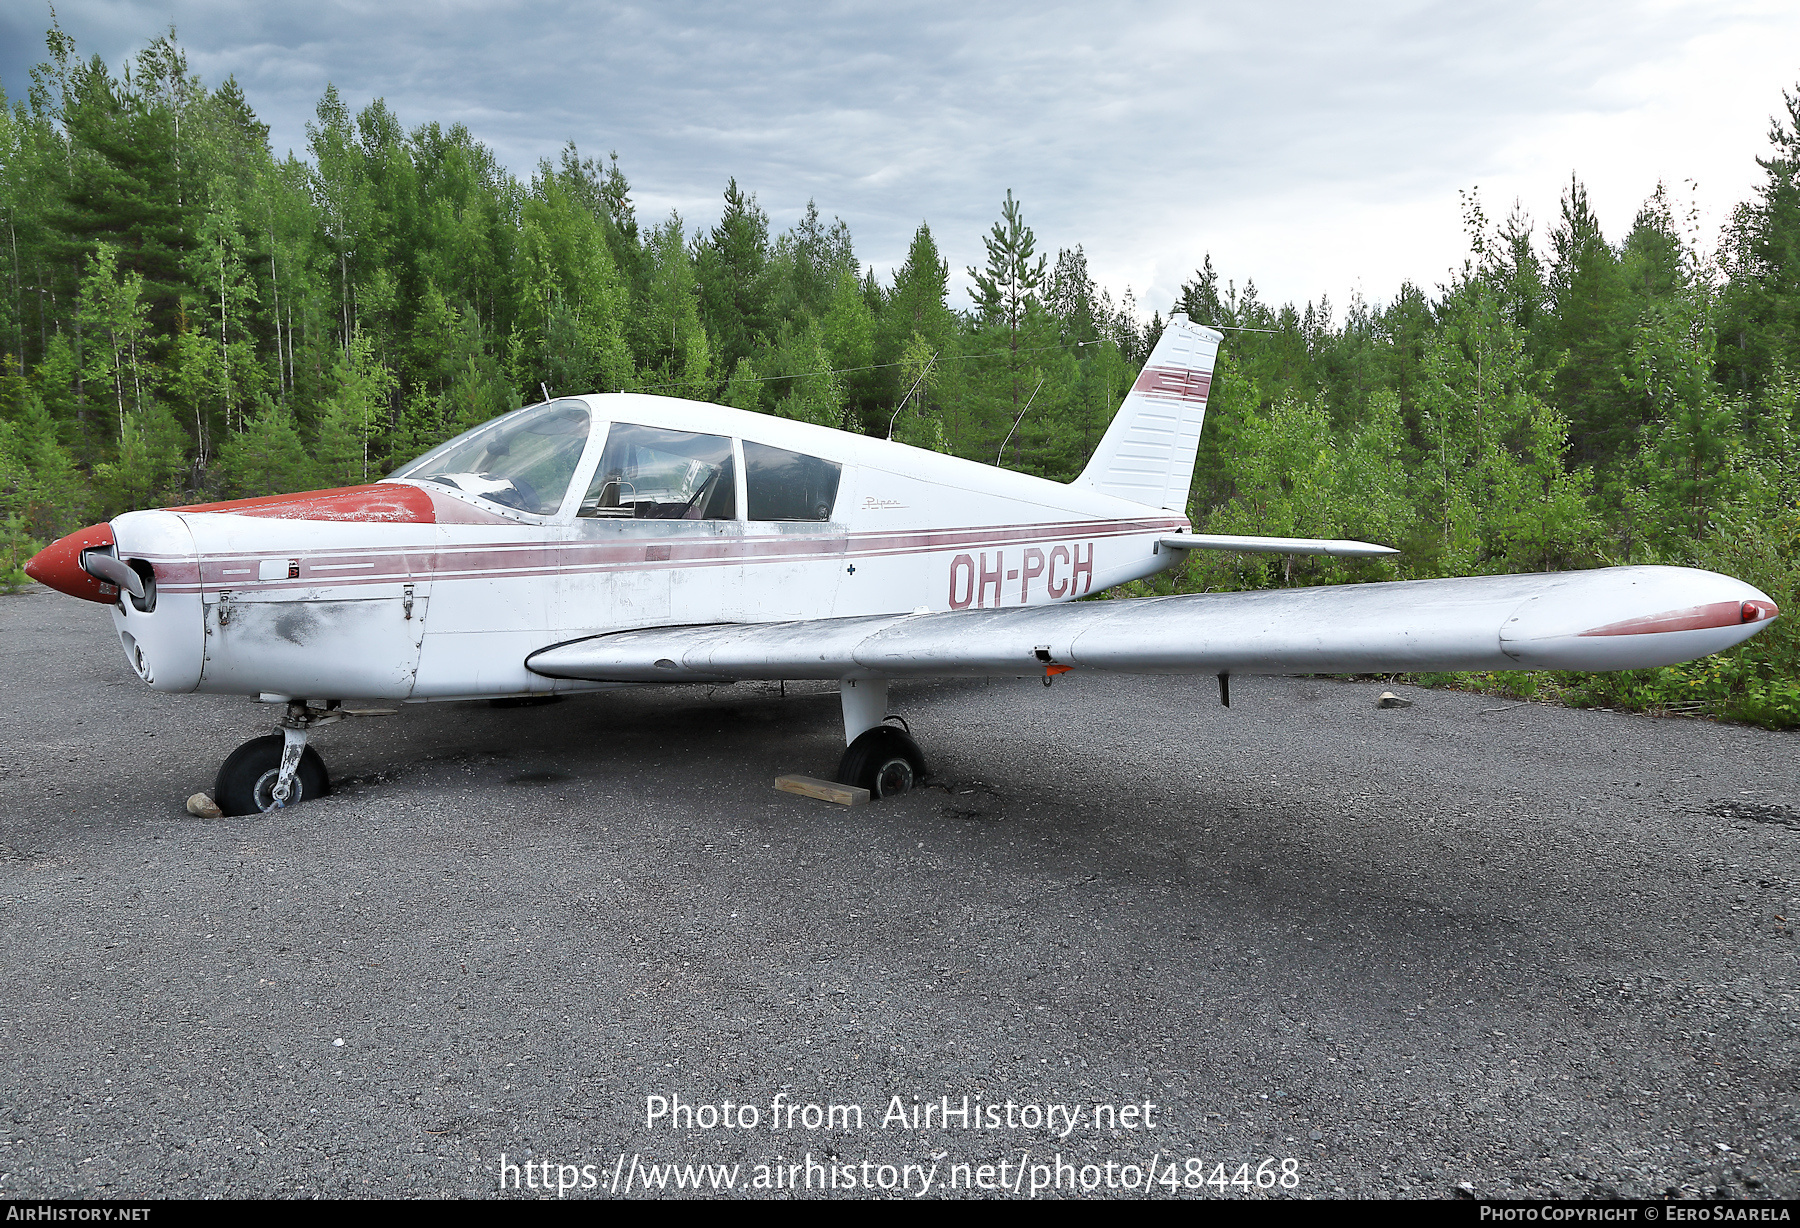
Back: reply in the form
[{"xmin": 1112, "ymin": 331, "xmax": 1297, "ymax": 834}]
[
  {"xmin": 744, "ymin": 441, "xmax": 842, "ymax": 522},
  {"xmin": 581, "ymin": 423, "xmax": 737, "ymax": 520}
]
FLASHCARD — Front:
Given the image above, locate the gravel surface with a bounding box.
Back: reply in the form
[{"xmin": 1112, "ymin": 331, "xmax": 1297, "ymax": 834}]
[{"xmin": 2, "ymin": 586, "xmax": 1796, "ymax": 1200}]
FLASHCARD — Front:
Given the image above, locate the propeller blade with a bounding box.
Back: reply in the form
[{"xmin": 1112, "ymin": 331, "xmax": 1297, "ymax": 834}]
[{"xmin": 81, "ymin": 550, "xmax": 145, "ymax": 600}]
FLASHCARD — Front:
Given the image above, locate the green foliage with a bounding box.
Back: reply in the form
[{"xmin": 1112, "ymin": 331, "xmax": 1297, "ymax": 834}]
[
  {"xmin": 1405, "ymin": 660, "xmax": 1800, "ymax": 729},
  {"xmin": 1189, "ymin": 387, "xmax": 1413, "ymax": 592},
  {"xmin": 0, "ymin": 520, "xmax": 36, "ymax": 591},
  {"xmin": 1717, "ymin": 86, "xmax": 1800, "ymax": 394},
  {"xmin": 0, "ymin": 414, "xmax": 42, "ymax": 590},
  {"xmin": 883, "ymin": 224, "xmax": 956, "ymax": 357},
  {"xmin": 92, "ymin": 402, "xmax": 188, "ymax": 514},
  {"xmin": 695, "ymin": 179, "xmax": 773, "ymax": 374},
  {"xmin": 517, "ymin": 170, "xmax": 633, "ymax": 396},
  {"xmin": 968, "ymin": 190, "xmax": 1045, "ymax": 332},
  {"xmin": 631, "ymin": 211, "xmax": 712, "ymax": 398},
  {"xmin": 76, "ymin": 242, "xmax": 153, "ymax": 440},
  {"xmin": 772, "ymin": 321, "xmax": 844, "ymax": 428},
  {"xmin": 884, "ymin": 333, "xmax": 944, "ymax": 452},
  {"xmin": 0, "ymin": 389, "xmax": 88, "ymax": 536},
  {"xmin": 313, "ymin": 331, "xmax": 396, "ymax": 486},
  {"xmin": 821, "ymin": 269, "xmax": 876, "ymax": 417},
  {"xmin": 722, "ymin": 357, "xmax": 763, "ymax": 413},
  {"xmin": 215, "ymin": 400, "xmax": 314, "ymax": 497}
]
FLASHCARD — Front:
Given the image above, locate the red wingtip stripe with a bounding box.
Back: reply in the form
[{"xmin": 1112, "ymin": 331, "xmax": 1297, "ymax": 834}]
[{"xmin": 1580, "ymin": 600, "xmax": 1753, "ymax": 638}]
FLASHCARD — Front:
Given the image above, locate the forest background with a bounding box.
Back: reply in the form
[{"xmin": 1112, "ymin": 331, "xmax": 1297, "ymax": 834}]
[{"xmin": 1, "ymin": 21, "xmax": 1797, "ymax": 726}]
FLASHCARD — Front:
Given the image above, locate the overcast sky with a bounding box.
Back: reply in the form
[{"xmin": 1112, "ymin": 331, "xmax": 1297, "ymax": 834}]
[{"xmin": 5, "ymin": 1, "xmax": 1799, "ymax": 322}]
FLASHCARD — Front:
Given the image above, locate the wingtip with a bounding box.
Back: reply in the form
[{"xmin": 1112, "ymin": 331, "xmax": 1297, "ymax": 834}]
[{"xmin": 1330, "ymin": 539, "xmax": 1400, "ymax": 557}]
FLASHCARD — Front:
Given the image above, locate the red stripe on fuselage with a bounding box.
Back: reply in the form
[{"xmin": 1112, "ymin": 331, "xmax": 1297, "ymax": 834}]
[{"xmin": 149, "ymin": 516, "xmax": 1187, "ymax": 596}]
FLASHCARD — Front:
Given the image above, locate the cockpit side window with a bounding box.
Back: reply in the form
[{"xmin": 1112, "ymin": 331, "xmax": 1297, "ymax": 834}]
[
  {"xmin": 744, "ymin": 441, "xmax": 842, "ymax": 522},
  {"xmin": 580, "ymin": 423, "xmax": 738, "ymax": 520},
  {"xmin": 390, "ymin": 399, "xmax": 591, "ymax": 516}
]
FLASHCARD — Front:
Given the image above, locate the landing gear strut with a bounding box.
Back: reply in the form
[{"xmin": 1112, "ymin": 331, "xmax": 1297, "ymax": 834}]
[
  {"xmin": 835, "ymin": 677, "xmax": 927, "ymax": 799},
  {"xmin": 213, "ymin": 700, "xmax": 393, "ymax": 816}
]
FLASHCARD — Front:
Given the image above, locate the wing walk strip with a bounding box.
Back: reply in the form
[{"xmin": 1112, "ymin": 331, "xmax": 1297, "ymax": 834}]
[{"xmin": 144, "ymin": 516, "xmax": 1186, "ymax": 596}]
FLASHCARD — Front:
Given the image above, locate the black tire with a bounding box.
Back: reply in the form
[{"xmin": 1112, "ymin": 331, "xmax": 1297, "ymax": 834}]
[
  {"xmin": 837, "ymin": 726, "xmax": 927, "ymax": 799},
  {"xmin": 214, "ymin": 734, "xmax": 330, "ymax": 817}
]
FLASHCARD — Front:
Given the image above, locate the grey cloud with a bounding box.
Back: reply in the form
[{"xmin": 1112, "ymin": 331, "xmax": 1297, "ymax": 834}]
[{"xmin": 5, "ymin": 1, "xmax": 1747, "ymax": 311}]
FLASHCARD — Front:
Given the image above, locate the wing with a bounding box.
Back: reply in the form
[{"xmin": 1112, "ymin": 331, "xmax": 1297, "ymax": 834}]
[{"xmin": 527, "ymin": 565, "xmax": 1778, "ymax": 683}]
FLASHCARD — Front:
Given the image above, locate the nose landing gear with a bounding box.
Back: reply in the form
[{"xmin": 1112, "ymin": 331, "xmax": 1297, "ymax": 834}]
[
  {"xmin": 213, "ymin": 700, "xmax": 393, "ymax": 816},
  {"xmin": 215, "ymin": 730, "xmax": 330, "ymax": 816}
]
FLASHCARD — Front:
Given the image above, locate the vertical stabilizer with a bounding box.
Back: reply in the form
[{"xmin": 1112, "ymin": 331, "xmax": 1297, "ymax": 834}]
[{"xmin": 1075, "ymin": 312, "xmax": 1222, "ymax": 510}]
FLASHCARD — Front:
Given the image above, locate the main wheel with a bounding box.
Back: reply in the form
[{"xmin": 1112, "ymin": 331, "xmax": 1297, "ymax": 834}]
[
  {"xmin": 213, "ymin": 734, "xmax": 330, "ymax": 817},
  {"xmin": 837, "ymin": 726, "xmax": 928, "ymax": 799}
]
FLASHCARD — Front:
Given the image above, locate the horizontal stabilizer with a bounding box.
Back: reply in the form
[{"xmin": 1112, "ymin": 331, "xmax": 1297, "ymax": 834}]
[
  {"xmin": 528, "ymin": 566, "xmax": 1776, "ymax": 682},
  {"xmin": 1161, "ymin": 534, "xmax": 1398, "ymax": 557}
]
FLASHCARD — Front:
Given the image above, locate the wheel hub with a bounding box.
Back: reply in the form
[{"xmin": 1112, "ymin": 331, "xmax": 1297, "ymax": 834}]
[
  {"xmin": 872, "ymin": 756, "xmax": 915, "ymax": 798},
  {"xmin": 251, "ymin": 767, "xmax": 307, "ymax": 812}
]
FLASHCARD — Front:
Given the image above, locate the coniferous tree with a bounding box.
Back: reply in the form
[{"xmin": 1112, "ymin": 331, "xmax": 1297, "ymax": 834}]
[
  {"xmin": 1717, "ymin": 89, "xmax": 1800, "ymax": 400},
  {"xmin": 967, "ymin": 191, "xmax": 1048, "ymax": 462},
  {"xmin": 1545, "ymin": 175, "xmax": 1632, "ymax": 464},
  {"xmin": 695, "ymin": 179, "xmax": 773, "ymax": 375},
  {"xmin": 1175, "ymin": 255, "xmax": 1228, "ymax": 328}
]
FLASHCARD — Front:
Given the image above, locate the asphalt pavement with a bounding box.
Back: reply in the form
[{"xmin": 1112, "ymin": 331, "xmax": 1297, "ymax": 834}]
[{"xmin": 1, "ymin": 586, "xmax": 1796, "ymax": 1200}]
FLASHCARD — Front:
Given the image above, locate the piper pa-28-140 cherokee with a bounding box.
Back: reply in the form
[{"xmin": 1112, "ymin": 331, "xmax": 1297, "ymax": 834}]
[{"xmin": 25, "ymin": 314, "xmax": 1781, "ymax": 815}]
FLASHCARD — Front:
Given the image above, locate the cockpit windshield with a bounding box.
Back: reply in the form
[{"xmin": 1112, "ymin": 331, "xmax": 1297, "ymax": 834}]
[{"xmin": 390, "ymin": 399, "xmax": 591, "ymax": 515}]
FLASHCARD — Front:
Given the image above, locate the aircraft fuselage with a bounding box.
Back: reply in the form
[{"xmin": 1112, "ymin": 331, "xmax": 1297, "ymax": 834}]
[{"xmin": 89, "ymin": 393, "xmax": 1186, "ymax": 703}]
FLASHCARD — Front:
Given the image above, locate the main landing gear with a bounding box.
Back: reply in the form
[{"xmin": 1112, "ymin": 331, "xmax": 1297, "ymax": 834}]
[
  {"xmin": 835, "ymin": 677, "xmax": 927, "ymax": 800},
  {"xmin": 213, "ymin": 700, "xmax": 392, "ymax": 816}
]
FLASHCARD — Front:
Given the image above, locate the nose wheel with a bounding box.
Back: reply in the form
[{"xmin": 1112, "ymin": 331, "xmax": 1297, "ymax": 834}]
[{"xmin": 215, "ymin": 732, "xmax": 330, "ymax": 816}]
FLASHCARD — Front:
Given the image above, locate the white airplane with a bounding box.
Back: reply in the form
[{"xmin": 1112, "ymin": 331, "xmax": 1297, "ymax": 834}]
[{"xmin": 26, "ymin": 314, "xmax": 1780, "ymax": 815}]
